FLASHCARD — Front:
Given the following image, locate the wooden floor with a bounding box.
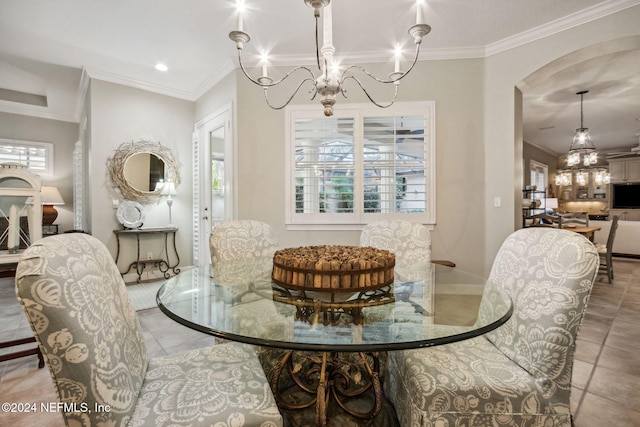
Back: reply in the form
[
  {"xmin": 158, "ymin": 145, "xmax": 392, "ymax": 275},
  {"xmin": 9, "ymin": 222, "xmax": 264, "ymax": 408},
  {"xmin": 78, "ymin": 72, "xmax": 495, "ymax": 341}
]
[{"xmin": 2, "ymin": 258, "xmax": 640, "ymax": 426}]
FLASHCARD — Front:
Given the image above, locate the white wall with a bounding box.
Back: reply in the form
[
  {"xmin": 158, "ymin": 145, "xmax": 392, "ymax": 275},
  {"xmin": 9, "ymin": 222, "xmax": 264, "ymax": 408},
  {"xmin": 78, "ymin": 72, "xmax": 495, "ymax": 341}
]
[{"xmin": 89, "ymin": 80, "xmax": 195, "ymax": 278}]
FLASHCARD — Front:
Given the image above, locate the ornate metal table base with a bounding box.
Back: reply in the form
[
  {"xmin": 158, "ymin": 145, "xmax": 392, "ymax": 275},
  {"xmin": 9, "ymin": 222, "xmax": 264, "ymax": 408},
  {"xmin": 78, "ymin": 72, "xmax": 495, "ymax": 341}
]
[{"xmin": 270, "ymin": 350, "xmax": 382, "ymax": 427}]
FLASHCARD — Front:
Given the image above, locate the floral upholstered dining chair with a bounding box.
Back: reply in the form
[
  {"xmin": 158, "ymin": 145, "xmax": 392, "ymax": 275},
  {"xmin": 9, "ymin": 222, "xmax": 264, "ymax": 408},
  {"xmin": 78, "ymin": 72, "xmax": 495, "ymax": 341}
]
[
  {"xmin": 210, "ymin": 220, "xmax": 278, "ymax": 264},
  {"xmin": 385, "ymin": 227, "xmax": 599, "ymax": 427},
  {"xmin": 209, "ymin": 220, "xmax": 284, "ymax": 374},
  {"xmin": 360, "ymin": 220, "xmax": 431, "ymax": 262},
  {"xmin": 16, "ymin": 233, "xmax": 282, "ymax": 427},
  {"xmin": 360, "ymin": 219, "xmax": 455, "ymax": 267}
]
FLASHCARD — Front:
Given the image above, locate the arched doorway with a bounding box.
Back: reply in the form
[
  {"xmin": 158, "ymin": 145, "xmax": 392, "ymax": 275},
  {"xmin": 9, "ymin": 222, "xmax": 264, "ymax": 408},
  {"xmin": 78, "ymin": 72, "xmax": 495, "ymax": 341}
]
[{"xmin": 516, "ymin": 36, "xmax": 640, "ymax": 226}]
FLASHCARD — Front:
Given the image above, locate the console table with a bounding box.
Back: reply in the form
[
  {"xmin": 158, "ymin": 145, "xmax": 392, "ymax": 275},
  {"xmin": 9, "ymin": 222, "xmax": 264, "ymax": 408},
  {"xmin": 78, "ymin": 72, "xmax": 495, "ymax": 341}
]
[{"xmin": 113, "ymin": 227, "xmax": 180, "ymax": 283}]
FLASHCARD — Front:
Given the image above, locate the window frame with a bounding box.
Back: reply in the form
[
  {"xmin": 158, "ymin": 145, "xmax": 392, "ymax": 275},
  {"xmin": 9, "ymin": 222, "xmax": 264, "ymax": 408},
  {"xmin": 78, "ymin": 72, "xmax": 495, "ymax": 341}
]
[
  {"xmin": 284, "ymin": 102, "xmax": 436, "ymax": 230},
  {"xmin": 0, "ymin": 138, "xmax": 54, "ymax": 176},
  {"xmin": 530, "ymin": 160, "xmax": 548, "ymax": 197}
]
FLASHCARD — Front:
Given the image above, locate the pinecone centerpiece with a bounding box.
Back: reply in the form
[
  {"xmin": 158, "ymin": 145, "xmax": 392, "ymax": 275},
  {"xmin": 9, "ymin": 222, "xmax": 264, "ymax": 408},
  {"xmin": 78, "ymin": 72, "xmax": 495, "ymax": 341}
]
[{"xmin": 272, "ymin": 245, "xmax": 395, "ymax": 292}]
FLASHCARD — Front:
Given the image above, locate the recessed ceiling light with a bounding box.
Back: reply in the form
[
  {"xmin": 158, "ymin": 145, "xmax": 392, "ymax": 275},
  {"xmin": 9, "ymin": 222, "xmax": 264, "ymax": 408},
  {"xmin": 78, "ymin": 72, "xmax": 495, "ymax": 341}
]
[{"xmin": 155, "ymin": 63, "xmax": 168, "ymax": 72}]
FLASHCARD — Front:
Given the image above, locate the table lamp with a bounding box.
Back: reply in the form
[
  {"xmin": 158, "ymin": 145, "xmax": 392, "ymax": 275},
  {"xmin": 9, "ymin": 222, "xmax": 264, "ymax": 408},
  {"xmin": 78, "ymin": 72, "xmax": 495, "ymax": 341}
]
[
  {"xmin": 545, "ymin": 198, "xmax": 558, "ymax": 213},
  {"xmin": 41, "ymin": 186, "xmax": 65, "ymax": 225},
  {"xmin": 156, "ymin": 180, "xmax": 177, "ymax": 226}
]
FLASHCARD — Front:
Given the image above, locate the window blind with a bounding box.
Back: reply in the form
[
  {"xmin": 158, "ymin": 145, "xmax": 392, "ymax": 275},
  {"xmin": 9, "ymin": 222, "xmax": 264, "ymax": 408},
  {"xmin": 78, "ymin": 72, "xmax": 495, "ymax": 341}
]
[
  {"xmin": 286, "ymin": 102, "xmax": 435, "ymax": 227},
  {"xmin": 0, "ymin": 139, "xmax": 53, "ymax": 175}
]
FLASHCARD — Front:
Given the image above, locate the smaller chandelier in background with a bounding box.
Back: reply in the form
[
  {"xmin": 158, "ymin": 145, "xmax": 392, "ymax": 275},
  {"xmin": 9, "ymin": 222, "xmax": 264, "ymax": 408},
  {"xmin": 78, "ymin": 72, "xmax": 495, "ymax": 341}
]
[
  {"xmin": 555, "ymin": 168, "xmax": 610, "ymax": 188},
  {"xmin": 555, "ymin": 170, "xmax": 572, "ymax": 187},
  {"xmin": 594, "ymin": 168, "xmax": 610, "ymax": 185},
  {"xmin": 566, "ymin": 90, "xmax": 598, "ymax": 167},
  {"xmin": 229, "ymin": 0, "xmax": 431, "ymax": 116}
]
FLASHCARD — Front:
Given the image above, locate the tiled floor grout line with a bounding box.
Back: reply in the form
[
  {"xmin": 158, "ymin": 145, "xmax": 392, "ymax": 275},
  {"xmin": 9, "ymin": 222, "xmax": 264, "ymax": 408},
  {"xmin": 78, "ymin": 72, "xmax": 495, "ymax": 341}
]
[{"xmin": 574, "ymin": 278, "xmax": 624, "ymax": 418}]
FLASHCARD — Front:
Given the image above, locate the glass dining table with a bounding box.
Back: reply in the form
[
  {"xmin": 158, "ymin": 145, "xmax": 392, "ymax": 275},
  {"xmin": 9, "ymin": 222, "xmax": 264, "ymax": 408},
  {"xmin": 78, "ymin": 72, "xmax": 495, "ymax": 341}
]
[{"xmin": 157, "ymin": 256, "xmax": 512, "ymax": 426}]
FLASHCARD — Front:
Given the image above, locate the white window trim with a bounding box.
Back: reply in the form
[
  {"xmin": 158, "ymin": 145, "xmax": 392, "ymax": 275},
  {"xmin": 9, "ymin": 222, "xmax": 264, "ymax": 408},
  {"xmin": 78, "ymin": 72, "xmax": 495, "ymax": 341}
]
[
  {"xmin": 284, "ymin": 102, "xmax": 436, "ymax": 230},
  {"xmin": 530, "ymin": 159, "xmax": 548, "ymax": 194},
  {"xmin": 0, "ymin": 138, "xmax": 54, "ymax": 176}
]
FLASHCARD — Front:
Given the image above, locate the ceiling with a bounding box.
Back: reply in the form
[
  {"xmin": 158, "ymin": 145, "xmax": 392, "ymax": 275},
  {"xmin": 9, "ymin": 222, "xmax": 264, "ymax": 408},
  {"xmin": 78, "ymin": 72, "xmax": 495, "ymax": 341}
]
[{"xmin": 1, "ymin": 0, "xmax": 640, "ymax": 156}]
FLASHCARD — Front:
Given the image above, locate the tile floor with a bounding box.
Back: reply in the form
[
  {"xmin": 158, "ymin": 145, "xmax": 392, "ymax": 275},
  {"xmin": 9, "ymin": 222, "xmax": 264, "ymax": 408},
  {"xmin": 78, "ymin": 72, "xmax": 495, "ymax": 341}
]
[{"xmin": 1, "ymin": 258, "xmax": 640, "ymax": 426}]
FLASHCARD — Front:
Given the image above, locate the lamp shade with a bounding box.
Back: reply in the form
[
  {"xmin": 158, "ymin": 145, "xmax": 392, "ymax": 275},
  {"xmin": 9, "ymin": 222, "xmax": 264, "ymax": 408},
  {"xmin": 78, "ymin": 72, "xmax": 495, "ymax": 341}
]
[
  {"xmin": 41, "ymin": 186, "xmax": 64, "ymax": 225},
  {"xmin": 545, "ymin": 198, "xmax": 559, "ymax": 210},
  {"xmin": 41, "ymin": 186, "xmax": 65, "ymax": 205},
  {"xmin": 157, "ymin": 180, "xmax": 177, "ymax": 196}
]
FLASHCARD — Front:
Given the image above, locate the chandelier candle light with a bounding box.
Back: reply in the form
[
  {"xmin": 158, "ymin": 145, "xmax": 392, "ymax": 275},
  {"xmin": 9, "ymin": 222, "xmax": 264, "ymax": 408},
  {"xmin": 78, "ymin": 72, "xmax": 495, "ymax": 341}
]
[{"xmin": 229, "ymin": 0, "xmax": 431, "ymax": 116}]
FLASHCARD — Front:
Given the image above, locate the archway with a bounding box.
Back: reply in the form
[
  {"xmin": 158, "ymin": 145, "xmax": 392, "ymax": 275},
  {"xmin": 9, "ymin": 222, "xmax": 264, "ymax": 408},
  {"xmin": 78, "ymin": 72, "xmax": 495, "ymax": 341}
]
[{"xmin": 515, "ymin": 35, "xmax": 640, "ymax": 226}]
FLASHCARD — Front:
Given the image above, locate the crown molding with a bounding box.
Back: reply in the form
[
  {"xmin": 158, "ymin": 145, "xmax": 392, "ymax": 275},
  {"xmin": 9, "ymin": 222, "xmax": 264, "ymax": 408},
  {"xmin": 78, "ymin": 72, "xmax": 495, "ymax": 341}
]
[
  {"xmin": 486, "ymin": 0, "xmax": 640, "ymax": 56},
  {"xmin": 190, "ymin": 61, "xmax": 237, "ymax": 100},
  {"xmin": 83, "ymin": 67, "xmax": 196, "ymax": 101},
  {"xmin": 257, "ymin": 44, "xmax": 487, "ymax": 68}
]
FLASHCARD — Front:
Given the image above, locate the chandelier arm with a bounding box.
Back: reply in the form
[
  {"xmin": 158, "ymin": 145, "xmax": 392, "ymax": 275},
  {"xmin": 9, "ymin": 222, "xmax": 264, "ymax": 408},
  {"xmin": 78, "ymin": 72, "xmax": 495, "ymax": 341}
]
[
  {"xmin": 341, "ymin": 75, "xmax": 399, "ymax": 108},
  {"xmin": 338, "ymin": 41, "xmax": 422, "ymax": 85},
  {"xmin": 315, "ymin": 13, "xmax": 321, "ymax": 71},
  {"xmin": 262, "ymin": 78, "xmax": 317, "ymax": 110},
  {"xmin": 237, "ymin": 50, "xmax": 317, "ymax": 88}
]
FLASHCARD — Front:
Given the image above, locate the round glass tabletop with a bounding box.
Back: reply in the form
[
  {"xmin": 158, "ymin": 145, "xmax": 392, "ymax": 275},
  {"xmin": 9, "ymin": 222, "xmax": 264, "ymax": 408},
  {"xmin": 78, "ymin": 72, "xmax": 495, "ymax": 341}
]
[{"xmin": 157, "ymin": 257, "xmax": 512, "ymax": 352}]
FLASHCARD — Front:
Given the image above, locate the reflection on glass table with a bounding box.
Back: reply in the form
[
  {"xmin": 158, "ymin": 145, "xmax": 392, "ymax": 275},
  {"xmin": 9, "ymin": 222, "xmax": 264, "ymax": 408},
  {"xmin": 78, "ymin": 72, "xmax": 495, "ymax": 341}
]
[{"xmin": 157, "ymin": 257, "xmax": 512, "ymax": 426}]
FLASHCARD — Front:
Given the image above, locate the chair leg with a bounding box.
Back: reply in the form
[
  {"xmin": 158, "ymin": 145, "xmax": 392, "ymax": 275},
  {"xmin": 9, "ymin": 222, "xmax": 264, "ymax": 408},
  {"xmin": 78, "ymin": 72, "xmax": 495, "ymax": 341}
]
[{"xmin": 607, "ymin": 254, "xmax": 613, "ymax": 283}]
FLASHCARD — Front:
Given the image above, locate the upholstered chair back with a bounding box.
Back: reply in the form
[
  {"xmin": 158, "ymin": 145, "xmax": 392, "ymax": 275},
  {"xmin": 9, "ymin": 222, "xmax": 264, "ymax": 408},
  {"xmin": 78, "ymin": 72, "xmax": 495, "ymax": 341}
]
[
  {"xmin": 484, "ymin": 228, "xmax": 598, "ymax": 399},
  {"xmin": 210, "ymin": 220, "xmax": 278, "ymax": 264},
  {"xmin": 359, "ymin": 220, "xmax": 431, "ymax": 262},
  {"xmin": 15, "ymin": 233, "xmax": 148, "ymax": 426}
]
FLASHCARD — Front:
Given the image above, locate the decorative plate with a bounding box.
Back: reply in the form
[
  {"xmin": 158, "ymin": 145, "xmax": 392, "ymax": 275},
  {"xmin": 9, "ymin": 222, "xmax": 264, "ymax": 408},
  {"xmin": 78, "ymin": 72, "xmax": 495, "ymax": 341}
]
[{"xmin": 117, "ymin": 200, "xmax": 145, "ymax": 229}]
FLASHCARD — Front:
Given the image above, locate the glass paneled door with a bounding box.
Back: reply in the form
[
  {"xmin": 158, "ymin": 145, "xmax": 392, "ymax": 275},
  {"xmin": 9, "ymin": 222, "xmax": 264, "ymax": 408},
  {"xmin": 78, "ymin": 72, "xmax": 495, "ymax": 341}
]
[
  {"xmin": 210, "ymin": 128, "xmax": 226, "ymax": 225},
  {"xmin": 193, "ymin": 105, "xmax": 234, "ymax": 265}
]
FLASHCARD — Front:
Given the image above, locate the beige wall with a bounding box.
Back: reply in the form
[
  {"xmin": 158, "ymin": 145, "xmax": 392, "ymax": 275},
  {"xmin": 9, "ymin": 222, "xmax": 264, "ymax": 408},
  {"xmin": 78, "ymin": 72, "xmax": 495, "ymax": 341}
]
[
  {"xmin": 483, "ymin": 5, "xmax": 640, "ymax": 273},
  {"xmin": 88, "ymin": 80, "xmax": 195, "ymax": 274},
  {"xmin": 195, "ymin": 71, "xmax": 237, "ymax": 123},
  {"xmin": 234, "ymin": 58, "xmax": 486, "ymax": 272},
  {"xmin": 0, "ymin": 111, "xmax": 77, "ymax": 233},
  {"xmin": 523, "ymin": 142, "xmax": 559, "ymax": 190}
]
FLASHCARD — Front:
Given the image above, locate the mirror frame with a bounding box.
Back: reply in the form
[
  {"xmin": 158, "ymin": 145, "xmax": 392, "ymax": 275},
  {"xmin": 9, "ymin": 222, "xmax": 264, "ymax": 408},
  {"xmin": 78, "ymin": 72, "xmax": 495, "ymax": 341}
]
[{"xmin": 107, "ymin": 140, "xmax": 181, "ymax": 204}]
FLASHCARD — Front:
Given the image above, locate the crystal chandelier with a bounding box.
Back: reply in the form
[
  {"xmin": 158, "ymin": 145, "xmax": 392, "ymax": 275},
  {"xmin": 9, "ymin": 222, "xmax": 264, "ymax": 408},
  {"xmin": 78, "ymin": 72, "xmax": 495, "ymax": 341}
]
[
  {"xmin": 566, "ymin": 90, "xmax": 597, "ymax": 167},
  {"xmin": 229, "ymin": 0, "xmax": 431, "ymax": 116},
  {"xmin": 556, "ymin": 90, "xmax": 610, "ymax": 189}
]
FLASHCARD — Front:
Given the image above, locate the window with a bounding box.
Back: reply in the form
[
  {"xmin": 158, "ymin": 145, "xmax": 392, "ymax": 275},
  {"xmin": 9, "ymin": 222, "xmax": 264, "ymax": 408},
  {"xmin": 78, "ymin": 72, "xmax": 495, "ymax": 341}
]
[
  {"xmin": 0, "ymin": 139, "xmax": 54, "ymax": 176},
  {"xmin": 530, "ymin": 160, "xmax": 548, "ymax": 198},
  {"xmin": 285, "ymin": 102, "xmax": 435, "ymax": 228}
]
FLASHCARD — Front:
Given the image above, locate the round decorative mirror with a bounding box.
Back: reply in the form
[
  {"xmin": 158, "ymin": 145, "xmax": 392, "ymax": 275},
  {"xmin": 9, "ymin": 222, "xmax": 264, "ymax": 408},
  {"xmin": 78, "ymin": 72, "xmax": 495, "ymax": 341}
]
[
  {"xmin": 123, "ymin": 153, "xmax": 166, "ymax": 193},
  {"xmin": 107, "ymin": 140, "xmax": 180, "ymax": 204}
]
